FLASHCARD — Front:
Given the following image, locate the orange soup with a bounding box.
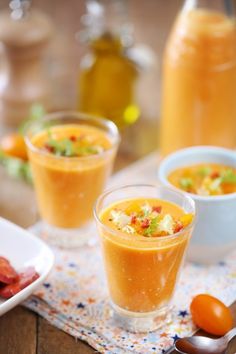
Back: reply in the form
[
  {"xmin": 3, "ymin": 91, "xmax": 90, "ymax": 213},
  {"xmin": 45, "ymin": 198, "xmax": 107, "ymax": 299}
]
[
  {"xmin": 99, "ymin": 198, "xmax": 193, "ymax": 313},
  {"xmin": 28, "ymin": 124, "xmax": 116, "ymax": 228},
  {"xmin": 168, "ymin": 164, "xmax": 236, "ymax": 196}
]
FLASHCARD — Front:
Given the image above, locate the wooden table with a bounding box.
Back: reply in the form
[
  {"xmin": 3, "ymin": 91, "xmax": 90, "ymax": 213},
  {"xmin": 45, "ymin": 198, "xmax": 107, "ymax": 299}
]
[{"xmin": 0, "ymin": 137, "xmax": 235, "ymax": 354}]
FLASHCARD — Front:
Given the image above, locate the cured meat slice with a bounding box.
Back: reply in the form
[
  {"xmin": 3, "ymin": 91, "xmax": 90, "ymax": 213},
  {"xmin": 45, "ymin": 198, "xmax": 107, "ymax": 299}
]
[
  {"xmin": 0, "ymin": 266, "xmax": 39, "ymax": 299},
  {"xmin": 0, "ymin": 256, "xmax": 18, "ymax": 284}
]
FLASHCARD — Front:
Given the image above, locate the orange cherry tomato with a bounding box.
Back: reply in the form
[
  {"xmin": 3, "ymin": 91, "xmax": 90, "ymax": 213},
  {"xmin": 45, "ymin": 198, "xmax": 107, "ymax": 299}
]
[
  {"xmin": 0, "ymin": 133, "xmax": 28, "ymax": 161},
  {"xmin": 190, "ymin": 294, "xmax": 233, "ymax": 335}
]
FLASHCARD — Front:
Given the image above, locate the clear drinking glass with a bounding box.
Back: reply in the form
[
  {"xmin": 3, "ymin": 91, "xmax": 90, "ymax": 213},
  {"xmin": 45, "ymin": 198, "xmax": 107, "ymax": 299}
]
[
  {"xmin": 25, "ymin": 111, "xmax": 119, "ymax": 248},
  {"xmin": 94, "ymin": 184, "xmax": 195, "ymax": 332}
]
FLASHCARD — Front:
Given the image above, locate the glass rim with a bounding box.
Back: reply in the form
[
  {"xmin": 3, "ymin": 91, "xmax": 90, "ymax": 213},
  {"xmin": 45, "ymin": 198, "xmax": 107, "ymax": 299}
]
[
  {"xmin": 94, "ymin": 183, "xmax": 196, "ymax": 243},
  {"xmin": 24, "ymin": 111, "xmax": 120, "ymax": 162}
]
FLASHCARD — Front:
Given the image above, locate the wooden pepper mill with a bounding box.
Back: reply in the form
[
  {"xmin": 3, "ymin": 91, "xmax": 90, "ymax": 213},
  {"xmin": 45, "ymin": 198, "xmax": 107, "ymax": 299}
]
[{"xmin": 0, "ymin": 0, "xmax": 53, "ymax": 129}]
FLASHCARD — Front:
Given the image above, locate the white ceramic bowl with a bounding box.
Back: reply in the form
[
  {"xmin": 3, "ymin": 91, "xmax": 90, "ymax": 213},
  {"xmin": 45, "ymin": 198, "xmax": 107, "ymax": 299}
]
[{"xmin": 158, "ymin": 146, "xmax": 236, "ymax": 264}]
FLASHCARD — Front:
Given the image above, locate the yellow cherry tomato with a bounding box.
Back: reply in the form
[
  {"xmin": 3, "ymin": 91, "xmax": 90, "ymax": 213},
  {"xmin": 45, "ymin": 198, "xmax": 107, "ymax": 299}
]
[
  {"xmin": 190, "ymin": 294, "xmax": 233, "ymax": 335},
  {"xmin": 0, "ymin": 133, "xmax": 28, "ymax": 161}
]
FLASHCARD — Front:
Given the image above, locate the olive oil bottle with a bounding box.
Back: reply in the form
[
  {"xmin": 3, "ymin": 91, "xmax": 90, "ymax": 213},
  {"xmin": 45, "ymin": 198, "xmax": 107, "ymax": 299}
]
[{"xmin": 77, "ymin": 0, "xmax": 140, "ymax": 129}]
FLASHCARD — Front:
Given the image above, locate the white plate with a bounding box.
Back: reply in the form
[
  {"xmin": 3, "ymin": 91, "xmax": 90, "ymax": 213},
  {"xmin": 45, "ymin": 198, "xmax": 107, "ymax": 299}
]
[{"xmin": 0, "ymin": 217, "xmax": 54, "ymax": 316}]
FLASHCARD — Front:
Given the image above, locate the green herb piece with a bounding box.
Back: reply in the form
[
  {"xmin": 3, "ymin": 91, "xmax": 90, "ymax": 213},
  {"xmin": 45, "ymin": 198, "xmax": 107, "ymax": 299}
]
[
  {"xmin": 74, "ymin": 145, "xmax": 99, "ymax": 156},
  {"xmin": 0, "ymin": 151, "xmax": 32, "ymax": 184},
  {"xmin": 143, "ymin": 217, "xmax": 159, "ymax": 237},
  {"xmin": 45, "ymin": 133, "xmax": 102, "ymax": 157},
  {"xmin": 221, "ymin": 169, "xmax": 236, "ymax": 184},
  {"xmin": 179, "ymin": 177, "xmax": 193, "ymax": 190},
  {"xmin": 46, "ymin": 138, "xmax": 75, "ymax": 157},
  {"xmin": 197, "ymin": 166, "xmax": 212, "ymax": 177},
  {"xmin": 20, "ymin": 162, "xmax": 32, "ymax": 184}
]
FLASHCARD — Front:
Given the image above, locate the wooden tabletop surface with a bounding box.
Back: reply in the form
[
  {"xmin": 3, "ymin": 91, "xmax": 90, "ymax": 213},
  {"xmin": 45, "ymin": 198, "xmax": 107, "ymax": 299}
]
[{"xmin": 0, "ymin": 129, "xmax": 235, "ymax": 354}]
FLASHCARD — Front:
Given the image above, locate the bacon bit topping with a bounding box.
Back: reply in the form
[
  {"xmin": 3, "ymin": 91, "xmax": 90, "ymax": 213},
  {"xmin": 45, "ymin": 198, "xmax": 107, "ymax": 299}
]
[
  {"xmin": 152, "ymin": 205, "xmax": 162, "ymax": 213},
  {"xmin": 210, "ymin": 171, "xmax": 220, "ymax": 179},
  {"xmin": 174, "ymin": 221, "xmax": 184, "ymax": 233},
  {"xmin": 44, "ymin": 144, "xmax": 55, "ymax": 153},
  {"xmin": 0, "ymin": 257, "xmax": 18, "ymax": 284},
  {"xmin": 131, "ymin": 215, "xmax": 137, "ymax": 224},
  {"xmin": 69, "ymin": 135, "xmax": 77, "ymax": 142},
  {"xmin": 141, "ymin": 218, "xmax": 150, "ymax": 229}
]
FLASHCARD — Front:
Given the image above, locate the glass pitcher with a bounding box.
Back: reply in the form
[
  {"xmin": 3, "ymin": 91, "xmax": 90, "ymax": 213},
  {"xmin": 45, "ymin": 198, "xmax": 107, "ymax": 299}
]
[{"xmin": 160, "ymin": 0, "xmax": 236, "ymax": 156}]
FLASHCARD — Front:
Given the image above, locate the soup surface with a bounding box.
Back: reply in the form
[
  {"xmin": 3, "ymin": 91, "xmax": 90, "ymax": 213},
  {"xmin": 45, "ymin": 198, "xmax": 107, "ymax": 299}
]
[
  {"xmin": 168, "ymin": 163, "xmax": 236, "ymax": 196},
  {"xmin": 101, "ymin": 198, "xmax": 193, "ymax": 237},
  {"xmin": 32, "ymin": 124, "xmax": 111, "ymax": 157}
]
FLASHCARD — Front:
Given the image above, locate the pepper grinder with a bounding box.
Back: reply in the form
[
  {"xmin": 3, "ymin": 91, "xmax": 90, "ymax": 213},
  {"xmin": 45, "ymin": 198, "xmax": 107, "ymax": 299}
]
[{"xmin": 0, "ymin": 0, "xmax": 53, "ymax": 129}]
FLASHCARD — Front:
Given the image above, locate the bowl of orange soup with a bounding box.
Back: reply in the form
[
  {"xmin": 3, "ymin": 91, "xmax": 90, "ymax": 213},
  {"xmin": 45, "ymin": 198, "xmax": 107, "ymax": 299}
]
[
  {"xmin": 25, "ymin": 111, "xmax": 119, "ymax": 248},
  {"xmin": 158, "ymin": 146, "xmax": 236, "ymax": 264},
  {"xmin": 94, "ymin": 184, "xmax": 195, "ymax": 332}
]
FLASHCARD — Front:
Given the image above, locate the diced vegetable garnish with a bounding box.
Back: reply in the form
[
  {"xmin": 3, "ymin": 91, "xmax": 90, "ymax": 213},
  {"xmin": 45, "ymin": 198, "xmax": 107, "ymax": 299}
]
[
  {"xmin": 221, "ymin": 169, "xmax": 236, "ymax": 183},
  {"xmin": 43, "ymin": 131, "xmax": 105, "ymax": 157},
  {"xmin": 169, "ymin": 164, "xmax": 236, "ymax": 196},
  {"xmin": 108, "ymin": 201, "xmax": 193, "ymax": 237},
  {"xmin": 197, "ymin": 166, "xmax": 212, "ymax": 177},
  {"xmin": 179, "ymin": 178, "xmax": 193, "ymax": 190}
]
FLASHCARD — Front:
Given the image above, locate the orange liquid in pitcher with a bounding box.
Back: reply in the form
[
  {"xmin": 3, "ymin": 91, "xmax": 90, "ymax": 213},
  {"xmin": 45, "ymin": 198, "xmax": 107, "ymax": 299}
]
[{"xmin": 160, "ymin": 9, "xmax": 236, "ymax": 155}]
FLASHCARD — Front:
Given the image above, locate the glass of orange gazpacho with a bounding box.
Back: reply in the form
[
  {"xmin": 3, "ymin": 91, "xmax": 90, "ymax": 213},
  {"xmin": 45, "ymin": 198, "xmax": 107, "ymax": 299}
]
[
  {"xmin": 25, "ymin": 111, "xmax": 119, "ymax": 248},
  {"xmin": 94, "ymin": 184, "xmax": 195, "ymax": 332}
]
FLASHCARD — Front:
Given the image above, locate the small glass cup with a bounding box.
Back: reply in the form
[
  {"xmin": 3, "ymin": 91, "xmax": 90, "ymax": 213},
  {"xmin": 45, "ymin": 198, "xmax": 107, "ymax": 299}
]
[
  {"xmin": 25, "ymin": 111, "xmax": 120, "ymax": 248},
  {"xmin": 94, "ymin": 184, "xmax": 195, "ymax": 333}
]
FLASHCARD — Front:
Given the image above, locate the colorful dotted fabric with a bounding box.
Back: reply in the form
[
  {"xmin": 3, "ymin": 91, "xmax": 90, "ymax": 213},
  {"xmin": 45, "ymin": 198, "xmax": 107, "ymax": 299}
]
[{"xmin": 24, "ymin": 153, "xmax": 236, "ymax": 354}]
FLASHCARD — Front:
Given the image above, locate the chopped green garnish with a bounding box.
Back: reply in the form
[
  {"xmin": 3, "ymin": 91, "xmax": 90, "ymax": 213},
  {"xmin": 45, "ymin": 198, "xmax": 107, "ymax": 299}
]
[
  {"xmin": 179, "ymin": 177, "xmax": 193, "ymax": 190},
  {"xmin": 143, "ymin": 217, "xmax": 159, "ymax": 236},
  {"xmin": 45, "ymin": 133, "xmax": 102, "ymax": 157},
  {"xmin": 198, "ymin": 166, "xmax": 212, "ymax": 177},
  {"xmin": 221, "ymin": 169, "xmax": 236, "ymax": 183},
  {"xmin": 47, "ymin": 138, "xmax": 75, "ymax": 157},
  {"xmin": 75, "ymin": 146, "xmax": 99, "ymax": 156},
  {"xmin": 0, "ymin": 151, "xmax": 32, "ymax": 183}
]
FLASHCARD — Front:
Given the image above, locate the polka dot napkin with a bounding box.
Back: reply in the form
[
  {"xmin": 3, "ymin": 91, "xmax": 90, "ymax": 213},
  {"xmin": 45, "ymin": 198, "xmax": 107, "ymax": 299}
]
[{"xmin": 24, "ymin": 153, "xmax": 236, "ymax": 354}]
